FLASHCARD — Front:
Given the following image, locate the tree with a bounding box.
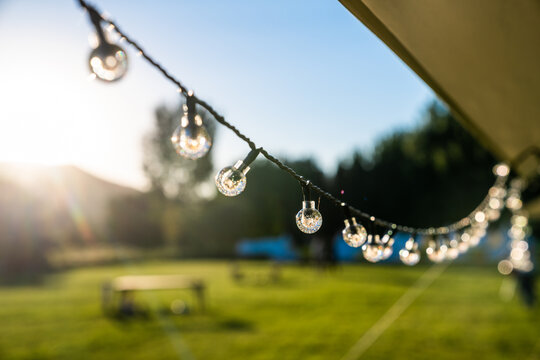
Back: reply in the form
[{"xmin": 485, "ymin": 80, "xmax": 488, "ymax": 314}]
[
  {"xmin": 333, "ymin": 101, "xmax": 497, "ymax": 228},
  {"xmin": 108, "ymin": 194, "xmax": 164, "ymax": 248},
  {"xmin": 168, "ymin": 158, "xmax": 329, "ymax": 257},
  {"xmin": 142, "ymin": 103, "xmax": 216, "ymax": 202}
]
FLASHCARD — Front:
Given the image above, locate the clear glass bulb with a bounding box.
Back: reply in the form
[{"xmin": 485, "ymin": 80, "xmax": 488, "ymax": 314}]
[
  {"xmin": 362, "ymin": 235, "xmax": 383, "ymax": 263},
  {"xmin": 381, "ymin": 244, "xmax": 393, "ymax": 260},
  {"xmin": 511, "ymin": 214, "xmax": 528, "ymax": 227},
  {"xmin": 458, "ymin": 239, "xmax": 469, "ymax": 253},
  {"xmin": 342, "ymin": 218, "xmax": 367, "ymax": 248},
  {"xmin": 378, "ymin": 234, "xmax": 394, "ymax": 260},
  {"xmin": 404, "ymin": 237, "xmax": 415, "ymax": 251},
  {"xmin": 171, "ymin": 115, "xmax": 212, "ymax": 160},
  {"xmin": 492, "ymin": 163, "xmax": 510, "ymax": 177},
  {"xmin": 486, "ymin": 208, "xmax": 500, "ymax": 221},
  {"xmin": 445, "ymin": 236, "xmax": 460, "ymax": 260},
  {"xmin": 215, "ymin": 160, "xmax": 249, "ymax": 196},
  {"xmin": 468, "ymin": 227, "xmax": 485, "ymax": 247},
  {"xmin": 362, "ymin": 244, "xmax": 383, "ymax": 263},
  {"xmin": 474, "ymin": 211, "xmax": 486, "ymax": 223},
  {"xmin": 426, "ymin": 247, "xmax": 446, "ymax": 263},
  {"xmin": 89, "ymin": 43, "xmax": 128, "ymax": 81},
  {"xmin": 506, "ymin": 195, "xmax": 523, "ymax": 210},
  {"xmin": 426, "ymin": 239, "xmax": 446, "ymax": 263},
  {"xmin": 400, "ymin": 248, "xmax": 420, "ymax": 266},
  {"xmin": 445, "ymin": 247, "xmax": 459, "ymax": 260},
  {"xmin": 295, "ymin": 201, "xmax": 322, "ymax": 234},
  {"xmin": 488, "ymin": 197, "xmax": 503, "ymax": 210}
]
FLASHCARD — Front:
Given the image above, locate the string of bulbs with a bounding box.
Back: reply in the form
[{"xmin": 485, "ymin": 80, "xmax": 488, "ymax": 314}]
[{"xmin": 77, "ymin": 0, "xmax": 533, "ymax": 268}]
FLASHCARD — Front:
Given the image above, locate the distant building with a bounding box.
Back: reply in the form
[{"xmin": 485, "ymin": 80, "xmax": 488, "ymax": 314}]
[{"xmin": 236, "ymin": 236, "xmax": 298, "ymax": 261}]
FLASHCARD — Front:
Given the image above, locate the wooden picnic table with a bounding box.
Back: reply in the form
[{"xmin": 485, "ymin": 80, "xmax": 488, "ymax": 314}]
[{"xmin": 102, "ymin": 275, "xmax": 206, "ymax": 315}]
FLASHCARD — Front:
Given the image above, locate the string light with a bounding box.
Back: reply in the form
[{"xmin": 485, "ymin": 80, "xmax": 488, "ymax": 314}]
[
  {"xmin": 498, "ymin": 179, "xmax": 534, "ymax": 274},
  {"xmin": 171, "ymin": 95, "xmax": 212, "ymax": 159},
  {"xmin": 426, "ymin": 237, "xmax": 446, "ymax": 263},
  {"xmin": 341, "ymin": 203, "xmax": 367, "ymax": 248},
  {"xmin": 85, "ymin": 5, "xmax": 127, "ymax": 81},
  {"xmin": 216, "ymin": 148, "xmax": 260, "ymax": 196},
  {"xmin": 75, "ymin": 0, "xmax": 534, "ymax": 270},
  {"xmin": 445, "ymin": 234, "xmax": 460, "ymax": 260},
  {"xmin": 457, "ymin": 232, "xmax": 470, "ymax": 253},
  {"xmin": 296, "ymin": 182, "xmax": 322, "ymax": 234},
  {"xmin": 493, "ymin": 163, "xmax": 510, "ymax": 177},
  {"xmin": 399, "ymin": 236, "xmax": 421, "ymax": 266},
  {"xmin": 75, "ymin": 0, "xmax": 513, "ymax": 238},
  {"xmin": 362, "ymin": 234, "xmax": 384, "ymax": 263},
  {"xmin": 380, "ymin": 231, "xmax": 394, "ymax": 261}
]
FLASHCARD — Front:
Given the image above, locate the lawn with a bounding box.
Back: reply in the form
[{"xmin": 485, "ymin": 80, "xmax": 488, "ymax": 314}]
[{"xmin": 0, "ymin": 261, "xmax": 538, "ymax": 360}]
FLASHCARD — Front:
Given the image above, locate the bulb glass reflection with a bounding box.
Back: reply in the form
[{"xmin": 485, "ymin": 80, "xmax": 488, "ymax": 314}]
[
  {"xmin": 381, "ymin": 245, "xmax": 393, "ymax": 260},
  {"xmin": 215, "ymin": 161, "xmax": 249, "ymax": 196},
  {"xmin": 400, "ymin": 249, "xmax": 420, "ymax": 266},
  {"xmin": 362, "ymin": 235, "xmax": 383, "ymax": 263},
  {"xmin": 426, "ymin": 239, "xmax": 446, "ymax": 263},
  {"xmin": 89, "ymin": 43, "xmax": 128, "ymax": 81},
  {"xmin": 380, "ymin": 234, "xmax": 394, "ymax": 260},
  {"xmin": 493, "ymin": 163, "xmax": 510, "ymax": 177},
  {"xmin": 171, "ymin": 115, "xmax": 212, "ymax": 159},
  {"xmin": 342, "ymin": 218, "xmax": 367, "ymax": 248},
  {"xmin": 296, "ymin": 201, "xmax": 322, "ymax": 234}
]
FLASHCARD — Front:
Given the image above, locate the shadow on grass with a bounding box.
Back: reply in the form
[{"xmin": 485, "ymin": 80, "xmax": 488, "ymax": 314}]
[
  {"xmin": 0, "ymin": 271, "xmax": 48, "ymax": 287},
  {"xmin": 216, "ymin": 317, "xmax": 254, "ymax": 331}
]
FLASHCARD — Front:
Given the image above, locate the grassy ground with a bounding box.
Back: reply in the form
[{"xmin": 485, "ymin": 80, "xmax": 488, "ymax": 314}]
[{"xmin": 0, "ymin": 261, "xmax": 538, "ymax": 360}]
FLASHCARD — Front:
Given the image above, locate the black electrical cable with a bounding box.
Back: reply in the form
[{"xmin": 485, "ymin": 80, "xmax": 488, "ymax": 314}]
[{"xmin": 76, "ymin": 0, "xmax": 512, "ymax": 236}]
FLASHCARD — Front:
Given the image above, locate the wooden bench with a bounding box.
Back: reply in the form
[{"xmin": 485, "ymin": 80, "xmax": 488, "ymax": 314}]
[{"xmin": 102, "ymin": 275, "xmax": 205, "ymax": 316}]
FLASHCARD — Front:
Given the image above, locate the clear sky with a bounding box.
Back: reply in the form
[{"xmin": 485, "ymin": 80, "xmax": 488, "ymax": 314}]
[{"xmin": 0, "ymin": 0, "xmax": 435, "ymax": 189}]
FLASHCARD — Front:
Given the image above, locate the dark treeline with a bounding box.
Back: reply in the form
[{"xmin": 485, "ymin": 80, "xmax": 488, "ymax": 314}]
[
  {"xmin": 109, "ymin": 101, "xmax": 500, "ymax": 257},
  {"xmin": 2, "ymin": 100, "xmax": 534, "ymax": 280}
]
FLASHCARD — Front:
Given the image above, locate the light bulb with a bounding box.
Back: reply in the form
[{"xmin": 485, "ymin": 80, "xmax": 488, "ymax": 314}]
[
  {"xmin": 458, "ymin": 239, "xmax": 469, "ymax": 253},
  {"xmin": 171, "ymin": 97, "xmax": 212, "ymax": 159},
  {"xmin": 362, "ymin": 235, "xmax": 383, "ymax": 263},
  {"xmin": 468, "ymin": 226, "xmax": 485, "ymax": 247},
  {"xmin": 506, "ymin": 195, "xmax": 523, "ymax": 210},
  {"xmin": 426, "ymin": 239, "xmax": 446, "ymax": 263},
  {"xmin": 296, "ymin": 201, "xmax": 322, "ymax": 234},
  {"xmin": 216, "ymin": 161, "xmax": 248, "ymax": 196},
  {"xmin": 445, "ymin": 236, "xmax": 460, "ymax": 260},
  {"xmin": 445, "ymin": 246, "xmax": 459, "ymax": 260},
  {"xmin": 492, "ymin": 163, "xmax": 510, "ymax": 177},
  {"xmin": 497, "ymin": 259, "xmax": 513, "ymax": 275},
  {"xmin": 426, "ymin": 247, "xmax": 445, "ymax": 263},
  {"xmin": 85, "ymin": 7, "xmax": 127, "ymax": 82},
  {"xmin": 342, "ymin": 217, "xmax": 367, "ymax": 248},
  {"xmin": 489, "ymin": 186, "xmax": 506, "ymax": 199},
  {"xmin": 474, "ymin": 211, "xmax": 486, "ymax": 223},
  {"xmin": 511, "ymin": 214, "xmax": 528, "ymax": 227},
  {"xmin": 404, "ymin": 236, "xmax": 415, "ymax": 251},
  {"xmin": 399, "ymin": 236, "xmax": 420, "ymax": 266},
  {"xmin": 488, "ymin": 197, "xmax": 503, "ymax": 210},
  {"xmin": 89, "ymin": 42, "xmax": 128, "ymax": 81},
  {"xmin": 215, "ymin": 148, "xmax": 260, "ymax": 197},
  {"xmin": 486, "ymin": 209, "xmax": 501, "ymax": 221},
  {"xmin": 401, "ymin": 236, "xmax": 420, "ymax": 266},
  {"xmin": 459, "ymin": 231, "xmax": 472, "ymax": 253},
  {"xmin": 380, "ymin": 233, "xmax": 394, "ymax": 260},
  {"xmin": 381, "ymin": 244, "xmax": 393, "ymax": 260},
  {"xmin": 400, "ymin": 248, "xmax": 420, "ymax": 266}
]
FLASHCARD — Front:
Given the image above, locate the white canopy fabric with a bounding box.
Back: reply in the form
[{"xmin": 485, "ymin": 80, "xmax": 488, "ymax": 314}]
[{"xmin": 340, "ymin": 0, "xmax": 540, "ymax": 215}]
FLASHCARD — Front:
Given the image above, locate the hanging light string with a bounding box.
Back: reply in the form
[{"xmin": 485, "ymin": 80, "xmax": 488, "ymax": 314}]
[{"xmin": 76, "ymin": 0, "xmax": 510, "ymax": 237}]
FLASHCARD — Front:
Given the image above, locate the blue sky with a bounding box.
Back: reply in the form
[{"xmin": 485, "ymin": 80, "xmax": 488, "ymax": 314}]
[{"xmin": 0, "ymin": 0, "xmax": 435, "ymax": 188}]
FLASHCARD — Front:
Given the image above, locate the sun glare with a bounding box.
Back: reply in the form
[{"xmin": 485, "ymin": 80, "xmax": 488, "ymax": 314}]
[{"xmin": 0, "ymin": 22, "xmax": 148, "ymax": 187}]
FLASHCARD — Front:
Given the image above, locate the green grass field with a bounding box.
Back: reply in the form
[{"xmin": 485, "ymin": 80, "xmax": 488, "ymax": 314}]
[{"xmin": 0, "ymin": 261, "xmax": 538, "ymax": 360}]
